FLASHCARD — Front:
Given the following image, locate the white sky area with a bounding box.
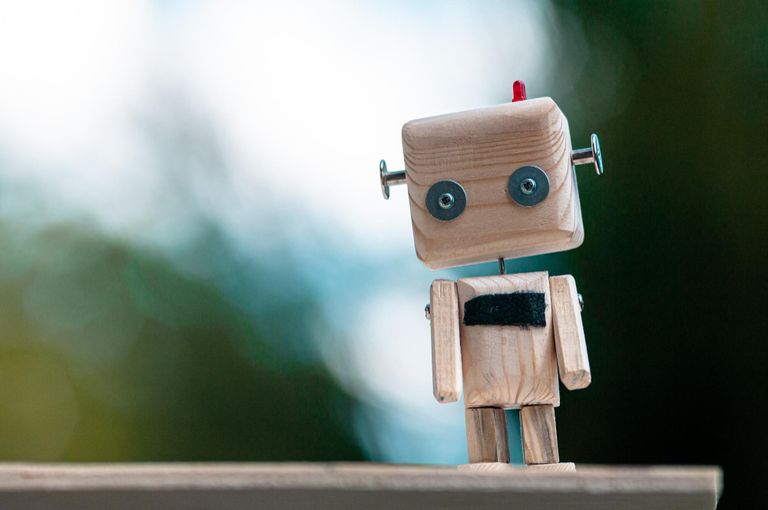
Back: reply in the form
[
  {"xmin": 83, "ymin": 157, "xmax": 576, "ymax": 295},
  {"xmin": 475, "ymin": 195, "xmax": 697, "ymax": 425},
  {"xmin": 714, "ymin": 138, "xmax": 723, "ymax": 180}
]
[{"xmin": 0, "ymin": 0, "xmax": 562, "ymax": 463}]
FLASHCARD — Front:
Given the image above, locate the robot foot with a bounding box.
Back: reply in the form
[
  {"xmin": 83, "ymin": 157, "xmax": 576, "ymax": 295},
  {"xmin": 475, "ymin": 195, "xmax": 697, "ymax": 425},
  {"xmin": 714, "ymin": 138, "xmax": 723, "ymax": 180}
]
[
  {"xmin": 524, "ymin": 462, "xmax": 576, "ymax": 472},
  {"xmin": 457, "ymin": 462, "xmax": 576, "ymax": 473}
]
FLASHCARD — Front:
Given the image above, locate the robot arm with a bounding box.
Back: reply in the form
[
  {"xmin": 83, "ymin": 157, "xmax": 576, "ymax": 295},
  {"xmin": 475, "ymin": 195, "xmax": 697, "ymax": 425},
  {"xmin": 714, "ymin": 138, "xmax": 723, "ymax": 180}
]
[
  {"xmin": 550, "ymin": 275, "xmax": 591, "ymax": 390},
  {"xmin": 429, "ymin": 280, "xmax": 462, "ymax": 403}
]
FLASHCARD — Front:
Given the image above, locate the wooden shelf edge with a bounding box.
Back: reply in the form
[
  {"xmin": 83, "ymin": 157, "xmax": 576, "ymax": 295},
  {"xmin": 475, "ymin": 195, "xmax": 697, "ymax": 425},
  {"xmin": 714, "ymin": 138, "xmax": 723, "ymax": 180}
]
[{"xmin": 0, "ymin": 463, "xmax": 723, "ymax": 510}]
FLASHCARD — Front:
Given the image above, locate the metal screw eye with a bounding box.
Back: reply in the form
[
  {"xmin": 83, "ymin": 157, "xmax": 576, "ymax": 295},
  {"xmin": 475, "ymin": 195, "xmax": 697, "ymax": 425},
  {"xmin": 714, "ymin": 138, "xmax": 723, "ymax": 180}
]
[
  {"xmin": 507, "ymin": 165, "xmax": 549, "ymax": 207},
  {"xmin": 520, "ymin": 178, "xmax": 537, "ymax": 195},
  {"xmin": 426, "ymin": 180, "xmax": 467, "ymax": 221},
  {"xmin": 438, "ymin": 193, "xmax": 455, "ymax": 209}
]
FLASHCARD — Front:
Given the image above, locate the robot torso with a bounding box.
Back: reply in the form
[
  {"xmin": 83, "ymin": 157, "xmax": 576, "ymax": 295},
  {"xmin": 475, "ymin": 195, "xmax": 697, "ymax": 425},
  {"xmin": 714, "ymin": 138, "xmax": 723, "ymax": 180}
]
[{"xmin": 457, "ymin": 271, "xmax": 559, "ymax": 409}]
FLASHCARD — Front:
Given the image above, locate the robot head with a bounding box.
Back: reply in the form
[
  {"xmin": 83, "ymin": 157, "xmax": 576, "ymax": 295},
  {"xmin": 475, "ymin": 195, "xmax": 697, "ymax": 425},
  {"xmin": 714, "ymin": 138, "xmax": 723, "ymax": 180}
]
[{"xmin": 380, "ymin": 82, "xmax": 602, "ymax": 270}]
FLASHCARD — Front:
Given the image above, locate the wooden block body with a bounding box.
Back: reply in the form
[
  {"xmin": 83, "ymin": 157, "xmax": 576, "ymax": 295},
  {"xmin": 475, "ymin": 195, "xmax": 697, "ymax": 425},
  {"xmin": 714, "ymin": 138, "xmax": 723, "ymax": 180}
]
[
  {"xmin": 465, "ymin": 408, "xmax": 510, "ymax": 464},
  {"xmin": 550, "ymin": 275, "xmax": 591, "ymax": 390},
  {"xmin": 456, "ymin": 272, "xmax": 559, "ymax": 409},
  {"xmin": 402, "ymin": 97, "xmax": 583, "ymax": 269},
  {"xmin": 521, "ymin": 405, "xmax": 560, "ymax": 465},
  {"xmin": 429, "ymin": 280, "xmax": 462, "ymax": 403}
]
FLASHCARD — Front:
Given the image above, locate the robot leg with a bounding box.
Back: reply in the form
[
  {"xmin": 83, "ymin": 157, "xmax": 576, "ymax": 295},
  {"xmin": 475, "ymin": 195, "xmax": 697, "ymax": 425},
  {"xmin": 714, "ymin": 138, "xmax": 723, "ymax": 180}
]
[{"xmin": 465, "ymin": 407, "xmax": 510, "ymax": 464}]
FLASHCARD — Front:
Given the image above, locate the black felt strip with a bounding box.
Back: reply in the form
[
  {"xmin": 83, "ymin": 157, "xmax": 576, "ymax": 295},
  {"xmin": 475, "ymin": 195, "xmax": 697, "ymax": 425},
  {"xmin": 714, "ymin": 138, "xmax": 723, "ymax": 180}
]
[{"xmin": 463, "ymin": 292, "xmax": 546, "ymax": 327}]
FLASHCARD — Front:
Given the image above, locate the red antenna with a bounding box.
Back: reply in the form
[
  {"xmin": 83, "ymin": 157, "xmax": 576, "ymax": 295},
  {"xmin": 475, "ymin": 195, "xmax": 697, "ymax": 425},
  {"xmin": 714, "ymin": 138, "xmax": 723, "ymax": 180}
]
[{"xmin": 512, "ymin": 80, "xmax": 527, "ymax": 102}]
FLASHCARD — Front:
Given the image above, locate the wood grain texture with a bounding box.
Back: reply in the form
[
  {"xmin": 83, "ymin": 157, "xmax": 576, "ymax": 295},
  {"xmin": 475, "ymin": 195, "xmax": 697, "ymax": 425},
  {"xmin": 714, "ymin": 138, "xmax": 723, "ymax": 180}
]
[
  {"xmin": 460, "ymin": 462, "xmax": 576, "ymax": 472},
  {"xmin": 429, "ymin": 280, "xmax": 462, "ymax": 403},
  {"xmin": 402, "ymin": 97, "xmax": 583, "ymax": 269},
  {"xmin": 457, "ymin": 272, "xmax": 559, "ymax": 408},
  {"xmin": 0, "ymin": 463, "xmax": 722, "ymax": 510},
  {"xmin": 525, "ymin": 462, "xmax": 576, "ymax": 472},
  {"xmin": 465, "ymin": 408, "xmax": 510, "ymax": 464},
  {"xmin": 521, "ymin": 405, "xmax": 560, "ymax": 465},
  {"xmin": 550, "ymin": 275, "xmax": 591, "ymax": 390},
  {"xmin": 458, "ymin": 462, "xmax": 514, "ymax": 472}
]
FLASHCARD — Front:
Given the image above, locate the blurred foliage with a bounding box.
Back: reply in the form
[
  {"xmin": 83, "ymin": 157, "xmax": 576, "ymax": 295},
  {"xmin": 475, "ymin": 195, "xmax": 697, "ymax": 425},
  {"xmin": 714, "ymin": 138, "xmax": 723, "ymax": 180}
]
[
  {"xmin": 543, "ymin": 1, "xmax": 768, "ymax": 507},
  {"xmin": 0, "ymin": 221, "xmax": 363, "ymax": 461}
]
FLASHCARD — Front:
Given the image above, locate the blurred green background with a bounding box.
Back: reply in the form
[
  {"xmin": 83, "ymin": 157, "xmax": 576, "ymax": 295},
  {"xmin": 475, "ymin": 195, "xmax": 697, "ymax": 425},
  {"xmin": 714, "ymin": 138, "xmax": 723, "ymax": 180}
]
[
  {"xmin": 549, "ymin": 3, "xmax": 768, "ymax": 508},
  {"xmin": 0, "ymin": 1, "xmax": 766, "ymax": 508}
]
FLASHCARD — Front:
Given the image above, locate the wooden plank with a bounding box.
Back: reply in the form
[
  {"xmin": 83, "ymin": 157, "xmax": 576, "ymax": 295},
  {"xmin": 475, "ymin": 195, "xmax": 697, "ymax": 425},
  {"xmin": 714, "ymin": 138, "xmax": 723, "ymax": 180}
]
[
  {"xmin": 0, "ymin": 463, "xmax": 722, "ymax": 510},
  {"xmin": 429, "ymin": 279, "xmax": 462, "ymax": 403},
  {"xmin": 465, "ymin": 407, "xmax": 510, "ymax": 463},
  {"xmin": 456, "ymin": 273, "xmax": 559, "ymax": 408},
  {"xmin": 402, "ymin": 97, "xmax": 583, "ymax": 269},
  {"xmin": 521, "ymin": 405, "xmax": 560, "ymax": 465},
  {"xmin": 550, "ymin": 275, "xmax": 591, "ymax": 390}
]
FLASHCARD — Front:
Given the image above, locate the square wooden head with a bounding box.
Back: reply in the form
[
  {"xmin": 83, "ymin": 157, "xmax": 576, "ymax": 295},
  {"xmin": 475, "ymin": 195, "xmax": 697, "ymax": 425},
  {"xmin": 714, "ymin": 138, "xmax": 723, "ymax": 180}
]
[{"xmin": 402, "ymin": 97, "xmax": 583, "ymax": 270}]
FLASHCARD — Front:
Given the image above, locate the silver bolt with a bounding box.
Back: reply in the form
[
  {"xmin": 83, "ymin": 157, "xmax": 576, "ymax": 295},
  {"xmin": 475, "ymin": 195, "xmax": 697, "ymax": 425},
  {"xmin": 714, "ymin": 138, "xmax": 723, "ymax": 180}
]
[
  {"xmin": 571, "ymin": 133, "xmax": 604, "ymax": 176},
  {"xmin": 438, "ymin": 192, "xmax": 455, "ymax": 210},
  {"xmin": 424, "ymin": 304, "xmax": 432, "ymax": 320},
  {"xmin": 578, "ymin": 293, "xmax": 584, "ymax": 312},
  {"xmin": 379, "ymin": 159, "xmax": 407, "ymax": 200},
  {"xmin": 520, "ymin": 177, "xmax": 537, "ymax": 195}
]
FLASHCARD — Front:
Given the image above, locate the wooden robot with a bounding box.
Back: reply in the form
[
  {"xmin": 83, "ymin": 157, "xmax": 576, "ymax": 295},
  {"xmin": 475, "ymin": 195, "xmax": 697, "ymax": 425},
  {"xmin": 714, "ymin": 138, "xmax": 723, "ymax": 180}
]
[{"xmin": 378, "ymin": 81, "xmax": 603, "ymax": 469}]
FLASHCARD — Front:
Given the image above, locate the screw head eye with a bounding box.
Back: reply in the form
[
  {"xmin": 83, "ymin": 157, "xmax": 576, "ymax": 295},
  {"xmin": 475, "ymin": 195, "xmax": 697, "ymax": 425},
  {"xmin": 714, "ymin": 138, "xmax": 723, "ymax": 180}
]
[
  {"xmin": 438, "ymin": 192, "xmax": 455, "ymax": 209},
  {"xmin": 426, "ymin": 180, "xmax": 466, "ymax": 221},
  {"xmin": 520, "ymin": 178, "xmax": 537, "ymax": 195},
  {"xmin": 508, "ymin": 165, "xmax": 549, "ymax": 207}
]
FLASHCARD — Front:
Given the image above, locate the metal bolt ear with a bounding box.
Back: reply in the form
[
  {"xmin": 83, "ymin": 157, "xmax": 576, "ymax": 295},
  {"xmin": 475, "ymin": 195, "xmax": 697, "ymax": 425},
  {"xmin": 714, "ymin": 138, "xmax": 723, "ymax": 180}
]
[
  {"xmin": 379, "ymin": 160, "xmax": 406, "ymax": 199},
  {"xmin": 572, "ymin": 134, "xmax": 604, "ymax": 176}
]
